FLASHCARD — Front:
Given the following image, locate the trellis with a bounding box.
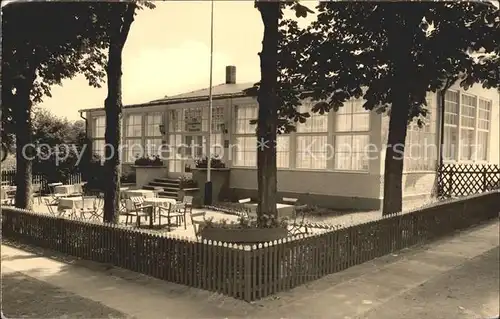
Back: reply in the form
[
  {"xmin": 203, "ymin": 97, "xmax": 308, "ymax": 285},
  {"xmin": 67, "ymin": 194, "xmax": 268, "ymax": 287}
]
[{"xmin": 437, "ymin": 163, "xmax": 500, "ymax": 199}]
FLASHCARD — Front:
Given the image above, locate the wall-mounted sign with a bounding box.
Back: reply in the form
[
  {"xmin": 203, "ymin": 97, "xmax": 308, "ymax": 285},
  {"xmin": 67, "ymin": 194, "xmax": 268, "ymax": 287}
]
[{"xmin": 186, "ymin": 117, "xmax": 202, "ymax": 132}]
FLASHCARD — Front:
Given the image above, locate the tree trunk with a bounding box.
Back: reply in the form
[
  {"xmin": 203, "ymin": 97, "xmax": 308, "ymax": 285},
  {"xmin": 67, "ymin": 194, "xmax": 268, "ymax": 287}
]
[
  {"xmin": 12, "ymin": 56, "xmax": 37, "ymax": 209},
  {"xmin": 382, "ymin": 8, "xmax": 416, "ymax": 215},
  {"xmin": 13, "ymin": 91, "xmax": 34, "ymax": 209},
  {"xmin": 102, "ymin": 4, "xmax": 136, "ymax": 223},
  {"xmin": 256, "ymin": 2, "xmax": 280, "ymax": 226}
]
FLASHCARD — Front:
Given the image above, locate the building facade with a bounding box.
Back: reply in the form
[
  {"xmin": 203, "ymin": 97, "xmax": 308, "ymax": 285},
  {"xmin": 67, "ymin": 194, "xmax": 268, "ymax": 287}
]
[{"xmin": 81, "ymin": 66, "xmax": 500, "ymax": 209}]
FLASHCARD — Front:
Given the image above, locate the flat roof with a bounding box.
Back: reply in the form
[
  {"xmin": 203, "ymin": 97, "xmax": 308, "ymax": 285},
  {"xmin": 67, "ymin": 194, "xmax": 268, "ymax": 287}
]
[{"xmin": 79, "ymin": 82, "xmax": 255, "ymax": 113}]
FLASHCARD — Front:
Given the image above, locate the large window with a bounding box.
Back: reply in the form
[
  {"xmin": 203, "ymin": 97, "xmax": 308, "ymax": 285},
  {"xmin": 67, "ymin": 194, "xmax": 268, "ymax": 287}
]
[
  {"xmin": 336, "ymin": 100, "xmax": 369, "ymax": 132},
  {"xmin": 145, "ymin": 112, "xmax": 163, "ymax": 157},
  {"xmin": 124, "ymin": 138, "xmax": 143, "ymax": 163},
  {"xmin": 334, "ymin": 99, "xmax": 370, "ymax": 171},
  {"xmin": 126, "ymin": 114, "xmax": 142, "ymax": 137},
  {"xmin": 91, "ymin": 116, "xmax": 105, "ymax": 162},
  {"xmin": 233, "ymin": 136, "xmax": 256, "ymax": 167},
  {"xmin": 233, "ymin": 105, "xmax": 257, "ymax": 167},
  {"xmin": 296, "ymin": 102, "xmax": 328, "ymax": 169},
  {"xmin": 443, "ymin": 90, "xmax": 492, "ymax": 162},
  {"xmin": 477, "ymin": 98, "xmax": 491, "ymax": 161},
  {"xmin": 335, "ymin": 135, "xmax": 369, "ymax": 171},
  {"xmin": 122, "ymin": 114, "xmax": 143, "ymax": 162},
  {"xmin": 460, "ymin": 93, "xmax": 477, "ymax": 161},
  {"xmin": 404, "ymin": 94, "xmax": 438, "ymax": 171},
  {"xmin": 276, "ymin": 135, "xmax": 290, "ymax": 168},
  {"xmin": 168, "ymin": 134, "xmax": 182, "ymax": 173},
  {"xmin": 443, "ymin": 91, "xmax": 459, "ymax": 161},
  {"xmin": 93, "ymin": 116, "xmax": 105, "ymax": 138},
  {"xmin": 92, "ymin": 140, "xmax": 105, "ymax": 163},
  {"xmin": 145, "ymin": 112, "xmax": 162, "ymax": 137}
]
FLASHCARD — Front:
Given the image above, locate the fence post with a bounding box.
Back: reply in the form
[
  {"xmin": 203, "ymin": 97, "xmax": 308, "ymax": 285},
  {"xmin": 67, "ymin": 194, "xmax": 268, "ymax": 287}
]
[{"xmin": 243, "ymin": 247, "xmax": 252, "ymax": 302}]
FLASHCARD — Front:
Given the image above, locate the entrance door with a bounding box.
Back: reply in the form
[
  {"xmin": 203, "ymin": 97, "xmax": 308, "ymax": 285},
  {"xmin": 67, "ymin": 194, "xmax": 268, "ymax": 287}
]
[{"xmin": 182, "ymin": 135, "xmax": 204, "ymax": 175}]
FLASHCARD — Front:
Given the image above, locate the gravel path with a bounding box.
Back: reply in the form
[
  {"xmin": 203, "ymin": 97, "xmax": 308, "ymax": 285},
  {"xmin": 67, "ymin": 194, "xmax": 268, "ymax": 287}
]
[{"xmin": 2, "ymin": 268, "xmax": 130, "ymax": 319}]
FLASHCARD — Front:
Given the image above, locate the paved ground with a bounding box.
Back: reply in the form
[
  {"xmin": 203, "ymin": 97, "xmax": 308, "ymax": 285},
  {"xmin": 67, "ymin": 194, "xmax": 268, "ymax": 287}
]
[
  {"xmin": 2, "ymin": 220, "xmax": 498, "ymax": 319},
  {"xmin": 2, "ymin": 269, "xmax": 130, "ymax": 319},
  {"xmin": 361, "ymin": 247, "xmax": 499, "ymax": 319}
]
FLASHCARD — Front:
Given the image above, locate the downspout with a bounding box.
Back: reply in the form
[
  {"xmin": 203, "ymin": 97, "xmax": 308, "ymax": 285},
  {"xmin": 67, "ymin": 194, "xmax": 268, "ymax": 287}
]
[{"xmin": 79, "ymin": 111, "xmax": 88, "ymax": 138}]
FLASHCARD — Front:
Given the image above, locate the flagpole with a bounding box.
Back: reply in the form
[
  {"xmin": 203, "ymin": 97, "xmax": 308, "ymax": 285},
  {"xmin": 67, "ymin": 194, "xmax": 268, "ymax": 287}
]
[{"xmin": 205, "ymin": 0, "xmax": 214, "ymax": 205}]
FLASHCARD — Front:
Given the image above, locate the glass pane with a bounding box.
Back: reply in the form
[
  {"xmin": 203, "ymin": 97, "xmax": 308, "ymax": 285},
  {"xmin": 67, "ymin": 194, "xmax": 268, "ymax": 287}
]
[
  {"xmin": 336, "ymin": 114, "xmax": 351, "ymax": 132},
  {"xmin": 352, "ymin": 114, "xmax": 369, "ymax": 131}
]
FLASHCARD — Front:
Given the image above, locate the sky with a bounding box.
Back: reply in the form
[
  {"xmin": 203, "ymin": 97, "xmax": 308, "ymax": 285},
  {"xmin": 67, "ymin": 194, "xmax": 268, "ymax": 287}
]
[{"xmin": 35, "ymin": 1, "xmax": 318, "ymax": 121}]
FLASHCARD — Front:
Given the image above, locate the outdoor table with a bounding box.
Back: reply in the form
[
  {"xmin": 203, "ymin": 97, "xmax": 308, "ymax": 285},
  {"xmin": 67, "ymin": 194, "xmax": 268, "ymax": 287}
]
[
  {"xmin": 123, "ymin": 189, "xmax": 155, "ymax": 199},
  {"xmin": 54, "ymin": 184, "xmax": 83, "ymax": 196},
  {"xmin": 58, "ymin": 196, "xmax": 96, "ymax": 214},
  {"xmin": 143, "ymin": 197, "xmax": 176, "ymax": 209},
  {"xmin": 142, "ymin": 197, "xmax": 177, "ymax": 226}
]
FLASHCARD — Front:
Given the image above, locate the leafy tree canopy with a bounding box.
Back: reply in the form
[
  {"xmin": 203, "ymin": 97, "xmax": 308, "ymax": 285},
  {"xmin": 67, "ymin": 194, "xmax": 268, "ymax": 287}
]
[
  {"xmin": 269, "ymin": 1, "xmax": 499, "ymax": 129},
  {"xmin": 1, "ymin": 1, "xmax": 154, "ymax": 147}
]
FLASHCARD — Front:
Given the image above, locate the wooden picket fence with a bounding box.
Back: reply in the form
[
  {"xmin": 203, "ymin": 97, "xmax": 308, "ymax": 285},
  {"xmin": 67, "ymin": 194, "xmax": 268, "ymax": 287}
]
[
  {"xmin": 437, "ymin": 163, "xmax": 500, "ymax": 199},
  {"xmin": 1, "ymin": 170, "xmax": 82, "ymax": 192},
  {"xmin": 2, "ymin": 191, "xmax": 499, "ymax": 301}
]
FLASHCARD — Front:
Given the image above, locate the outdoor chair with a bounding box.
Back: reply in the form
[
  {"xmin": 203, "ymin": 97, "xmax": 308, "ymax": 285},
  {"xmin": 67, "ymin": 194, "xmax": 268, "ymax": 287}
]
[
  {"xmin": 236, "ymin": 198, "xmax": 252, "ymax": 218},
  {"xmin": 32, "ymin": 184, "xmax": 42, "ymax": 206},
  {"xmin": 66, "ymin": 184, "xmax": 83, "ymax": 197},
  {"xmin": 152, "ymin": 186, "xmax": 163, "ymax": 198},
  {"xmin": 283, "ymin": 197, "xmax": 309, "ymax": 236},
  {"xmin": 183, "ymin": 195, "xmax": 193, "ymax": 206},
  {"xmin": 190, "ymin": 211, "xmax": 206, "ymax": 239},
  {"xmin": 79, "ymin": 196, "xmax": 101, "ymax": 220},
  {"xmin": 183, "ymin": 196, "xmax": 193, "ymax": 214},
  {"xmin": 43, "ymin": 198, "xmax": 58, "ymax": 216},
  {"xmin": 1, "ymin": 189, "xmax": 14, "ymax": 206},
  {"xmin": 118, "ymin": 198, "xmax": 135, "ymax": 226},
  {"xmin": 129, "ymin": 196, "xmax": 154, "ymax": 227},
  {"xmin": 158, "ymin": 202, "xmax": 187, "ymax": 230}
]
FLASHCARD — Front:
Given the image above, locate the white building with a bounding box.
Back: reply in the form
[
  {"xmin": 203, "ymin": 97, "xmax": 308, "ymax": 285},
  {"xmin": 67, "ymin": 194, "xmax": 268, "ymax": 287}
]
[{"xmin": 80, "ymin": 66, "xmax": 500, "ymax": 209}]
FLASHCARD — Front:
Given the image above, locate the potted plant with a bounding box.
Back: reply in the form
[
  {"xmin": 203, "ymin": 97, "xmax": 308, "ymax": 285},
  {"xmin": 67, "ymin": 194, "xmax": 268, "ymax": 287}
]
[
  {"xmin": 134, "ymin": 155, "xmax": 163, "ymax": 166},
  {"xmin": 178, "ymin": 175, "xmax": 199, "ymax": 202},
  {"xmin": 194, "ymin": 156, "xmax": 226, "ymax": 169},
  {"xmin": 199, "ymin": 213, "xmax": 288, "ymax": 244}
]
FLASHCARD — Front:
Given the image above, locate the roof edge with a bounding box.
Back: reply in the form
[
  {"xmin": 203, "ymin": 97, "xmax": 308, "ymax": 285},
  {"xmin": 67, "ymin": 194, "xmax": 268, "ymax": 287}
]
[{"xmin": 78, "ymin": 91, "xmax": 251, "ymax": 113}]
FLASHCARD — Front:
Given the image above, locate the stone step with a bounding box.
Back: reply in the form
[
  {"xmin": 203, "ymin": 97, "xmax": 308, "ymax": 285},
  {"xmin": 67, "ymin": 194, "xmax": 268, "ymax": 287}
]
[
  {"xmin": 159, "ymin": 191, "xmax": 178, "ymax": 199},
  {"xmin": 143, "ymin": 185, "xmax": 164, "ymax": 191},
  {"xmin": 154, "ymin": 178, "xmax": 180, "ymax": 184},
  {"xmin": 149, "ymin": 181, "xmax": 179, "ymax": 188}
]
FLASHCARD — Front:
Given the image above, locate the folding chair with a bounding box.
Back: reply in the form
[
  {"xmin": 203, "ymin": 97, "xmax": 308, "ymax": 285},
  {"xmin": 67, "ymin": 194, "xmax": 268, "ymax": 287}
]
[
  {"xmin": 79, "ymin": 196, "xmax": 101, "ymax": 220},
  {"xmin": 190, "ymin": 211, "xmax": 206, "ymax": 239},
  {"xmin": 32, "ymin": 184, "xmax": 42, "ymax": 206},
  {"xmin": 183, "ymin": 195, "xmax": 193, "ymax": 214},
  {"xmin": 43, "ymin": 198, "xmax": 59, "ymax": 216},
  {"xmin": 1, "ymin": 190, "xmax": 14, "ymax": 206},
  {"xmin": 284, "ymin": 197, "xmax": 308, "ymax": 236},
  {"xmin": 158, "ymin": 202, "xmax": 186, "ymax": 230},
  {"xmin": 129, "ymin": 196, "xmax": 154, "ymax": 227},
  {"xmin": 119, "ymin": 198, "xmax": 135, "ymax": 226},
  {"xmin": 236, "ymin": 198, "xmax": 252, "ymax": 218}
]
